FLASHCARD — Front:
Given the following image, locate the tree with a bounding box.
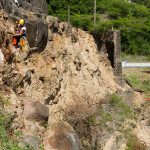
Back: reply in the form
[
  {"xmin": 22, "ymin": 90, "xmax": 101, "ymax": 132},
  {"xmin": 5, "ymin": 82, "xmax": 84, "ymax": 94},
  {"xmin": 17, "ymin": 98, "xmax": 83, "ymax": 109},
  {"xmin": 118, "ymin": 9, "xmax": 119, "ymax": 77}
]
[{"xmin": 132, "ymin": 0, "xmax": 150, "ymax": 7}]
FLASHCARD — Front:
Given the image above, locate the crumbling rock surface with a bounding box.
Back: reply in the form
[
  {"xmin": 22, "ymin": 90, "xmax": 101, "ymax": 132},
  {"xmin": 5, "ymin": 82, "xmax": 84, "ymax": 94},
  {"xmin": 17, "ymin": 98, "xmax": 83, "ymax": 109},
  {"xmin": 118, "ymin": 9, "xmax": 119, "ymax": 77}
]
[
  {"xmin": 0, "ymin": 0, "xmax": 48, "ymax": 15},
  {"xmin": 1, "ymin": 0, "xmax": 48, "ymax": 51}
]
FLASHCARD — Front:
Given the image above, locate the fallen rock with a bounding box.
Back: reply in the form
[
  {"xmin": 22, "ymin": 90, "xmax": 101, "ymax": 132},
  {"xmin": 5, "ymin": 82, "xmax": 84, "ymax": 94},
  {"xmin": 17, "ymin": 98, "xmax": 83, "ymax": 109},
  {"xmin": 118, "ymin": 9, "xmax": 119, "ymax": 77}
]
[
  {"xmin": 24, "ymin": 100, "xmax": 49, "ymax": 121},
  {"xmin": 44, "ymin": 121, "xmax": 81, "ymax": 150}
]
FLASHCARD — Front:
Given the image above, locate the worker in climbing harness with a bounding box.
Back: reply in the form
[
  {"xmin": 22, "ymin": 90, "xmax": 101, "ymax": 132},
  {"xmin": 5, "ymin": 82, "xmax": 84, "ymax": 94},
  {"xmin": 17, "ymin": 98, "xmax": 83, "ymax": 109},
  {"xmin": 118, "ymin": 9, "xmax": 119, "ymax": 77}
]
[
  {"xmin": 19, "ymin": 19, "xmax": 28, "ymax": 52},
  {"xmin": 13, "ymin": 19, "xmax": 28, "ymax": 52},
  {"xmin": 12, "ymin": 19, "xmax": 29, "ymax": 72}
]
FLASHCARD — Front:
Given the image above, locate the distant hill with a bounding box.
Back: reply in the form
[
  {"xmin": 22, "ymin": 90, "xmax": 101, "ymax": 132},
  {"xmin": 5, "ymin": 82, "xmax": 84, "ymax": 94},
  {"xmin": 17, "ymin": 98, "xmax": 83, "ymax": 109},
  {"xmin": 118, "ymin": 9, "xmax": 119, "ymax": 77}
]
[{"xmin": 47, "ymin": 0, "xmax": 150, "ymax": 55}]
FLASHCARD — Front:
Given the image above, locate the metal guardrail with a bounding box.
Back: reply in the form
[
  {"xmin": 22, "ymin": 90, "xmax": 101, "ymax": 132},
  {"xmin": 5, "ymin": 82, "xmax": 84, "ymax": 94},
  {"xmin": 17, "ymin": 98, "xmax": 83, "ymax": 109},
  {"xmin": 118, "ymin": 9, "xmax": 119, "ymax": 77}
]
[{"xmin": 122, "ymin": 61, "xmax": 150, "ymax": 68}]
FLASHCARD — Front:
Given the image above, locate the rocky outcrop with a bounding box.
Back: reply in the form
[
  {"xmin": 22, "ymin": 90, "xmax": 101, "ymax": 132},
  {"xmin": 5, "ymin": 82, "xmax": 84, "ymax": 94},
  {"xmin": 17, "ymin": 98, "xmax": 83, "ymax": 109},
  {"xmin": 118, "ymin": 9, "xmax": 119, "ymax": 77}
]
[
  {"xmin": 24, "ymin": 100, "xmax": 49, "ymax": 121},
  {"xmin": 0, "ymin": 0, "xmax": 48, "ymax": 15},
  {"xmin": 1, "ymin": 0, "xmax": 48, "ymax": 51}
]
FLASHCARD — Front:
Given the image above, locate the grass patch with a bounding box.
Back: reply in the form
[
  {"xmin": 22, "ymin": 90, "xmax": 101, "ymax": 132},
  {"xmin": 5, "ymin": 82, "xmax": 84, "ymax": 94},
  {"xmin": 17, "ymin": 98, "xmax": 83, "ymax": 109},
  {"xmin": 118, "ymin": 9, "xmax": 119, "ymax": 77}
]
[
  {"xmin": 81, "ymin": 93, "xmax": 137, "ymax": 149},
  {"xmin": 122, "ymin": 53, "xmax": 150, "ymax": 62},
  {"xmin": 14, "ymin": 131, "xmax": 23, "ymax": 138},
  {"xmin": 109, "ymin": 93, "xmax": 134, "ymax": 120},
  {"xmin": 0, "ymin": 91, "xmax": 31, "ymax": 150},
  {"xmin": 126, "ymin": 74, "xmax": 150, "ymax": 96},
  {"xmin": 0, "ymin": 111, "xmax": 22, "ymax": 150},
  {"xmin": 146, "ymin": 55, "xmax": 150, "ymax": 61},
  {"xmin": 126, "ymin": 134, "xmax": 147, "ymax": 150},
  {"xmin": 86, "ymin": 93, "xmax": 134, "ymax": 130},
  {"xmin": 125, "ymin": 75, "xmax": 141, "ymax": 88},
  {"xmin": 99, "ymin": 110, "xmax": 113, "ymax": 126},
  {"xmin": 0, "ymin": 91, "xmax": 11, "ymax": 107}
]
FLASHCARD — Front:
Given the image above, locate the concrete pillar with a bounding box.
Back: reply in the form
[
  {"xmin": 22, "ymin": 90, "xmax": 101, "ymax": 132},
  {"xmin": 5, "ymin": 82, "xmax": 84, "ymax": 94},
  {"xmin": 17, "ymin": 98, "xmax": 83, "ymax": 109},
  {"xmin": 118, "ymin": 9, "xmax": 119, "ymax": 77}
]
[
  {"xmin": 113, "ymin": 30, "xmax": 122, "ymax": 77},
  {"xmin": 93, "ymin": 30, "xmax": 123, "ymax": 82}
]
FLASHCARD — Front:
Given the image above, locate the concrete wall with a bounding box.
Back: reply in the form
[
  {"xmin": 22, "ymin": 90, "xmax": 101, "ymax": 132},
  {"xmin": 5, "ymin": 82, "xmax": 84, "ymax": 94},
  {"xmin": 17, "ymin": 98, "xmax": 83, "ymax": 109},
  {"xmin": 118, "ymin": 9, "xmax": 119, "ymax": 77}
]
[{"xmin": 94, "ymin": 30, "xmax": 122, "ymax": 79}]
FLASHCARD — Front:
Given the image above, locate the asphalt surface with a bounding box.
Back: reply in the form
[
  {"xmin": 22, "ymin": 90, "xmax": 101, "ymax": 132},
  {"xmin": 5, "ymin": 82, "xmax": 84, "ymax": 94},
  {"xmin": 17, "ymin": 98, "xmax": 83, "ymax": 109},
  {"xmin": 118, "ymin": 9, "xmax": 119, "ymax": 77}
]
[{"xmin": 122, "ymin": 61, "xmax": 150, "ymax": 68}]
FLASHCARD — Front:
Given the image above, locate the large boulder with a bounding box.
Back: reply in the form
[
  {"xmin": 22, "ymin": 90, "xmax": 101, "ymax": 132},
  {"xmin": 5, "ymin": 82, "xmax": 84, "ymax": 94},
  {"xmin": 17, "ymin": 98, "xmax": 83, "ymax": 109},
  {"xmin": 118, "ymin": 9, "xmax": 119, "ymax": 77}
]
[
  {"xmin": 44, "ymin": 121, "xmax": 81, "ymax": 150},
  {"xmin": 26, "ymin": 20, "xmax": 48, "ymax": 51}
]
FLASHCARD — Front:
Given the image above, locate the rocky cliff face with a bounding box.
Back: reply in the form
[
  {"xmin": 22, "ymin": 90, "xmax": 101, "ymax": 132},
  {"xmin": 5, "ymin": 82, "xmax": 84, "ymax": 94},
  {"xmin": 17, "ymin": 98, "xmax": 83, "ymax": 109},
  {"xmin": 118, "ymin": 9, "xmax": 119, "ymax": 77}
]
[
  {"xmin": 0, "ymin": 2, "xmax": 146, "ymax": 150},
  {"xmin": 1, "ymin": 0, "xmax": 48, "ymax": 51}
]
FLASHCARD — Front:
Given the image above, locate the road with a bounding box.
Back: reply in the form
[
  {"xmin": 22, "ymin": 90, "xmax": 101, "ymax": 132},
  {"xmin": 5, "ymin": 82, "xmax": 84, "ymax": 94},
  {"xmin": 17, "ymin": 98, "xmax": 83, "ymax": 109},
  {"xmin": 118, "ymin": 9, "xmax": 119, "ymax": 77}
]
[{"xmin": 122, "ymin": 61, "xmax": 150, "ymax": 68}]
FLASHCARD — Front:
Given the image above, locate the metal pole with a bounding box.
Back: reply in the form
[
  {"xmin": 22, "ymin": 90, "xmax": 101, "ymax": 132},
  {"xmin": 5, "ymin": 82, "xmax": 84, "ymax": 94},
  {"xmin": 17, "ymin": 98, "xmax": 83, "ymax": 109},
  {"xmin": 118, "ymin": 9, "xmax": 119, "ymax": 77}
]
[{"xmin": 94, "ymin": 0, "xmax": 96, "ymax": 28}]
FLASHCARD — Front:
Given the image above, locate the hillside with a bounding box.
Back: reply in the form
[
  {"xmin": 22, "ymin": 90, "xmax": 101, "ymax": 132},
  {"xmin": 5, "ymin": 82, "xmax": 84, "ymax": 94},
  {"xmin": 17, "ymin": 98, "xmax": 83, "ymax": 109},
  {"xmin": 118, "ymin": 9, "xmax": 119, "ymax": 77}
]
[{"xmin": 47, "ymin": 0, "xmax": 150, "ymax": 55}]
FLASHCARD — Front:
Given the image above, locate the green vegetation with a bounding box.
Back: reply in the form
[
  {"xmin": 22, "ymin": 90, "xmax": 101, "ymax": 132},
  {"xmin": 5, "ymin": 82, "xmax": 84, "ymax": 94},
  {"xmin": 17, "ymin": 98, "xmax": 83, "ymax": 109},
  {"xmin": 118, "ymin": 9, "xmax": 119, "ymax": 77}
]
[
  {"xmin": 109, "ymin": 93, "xmax": 134, "ymax": 120},
  {"xmin": 0, "ymin": 102, "xmax": 21, "ymax": 149},
  {"xmin": 0, "ymin": 92, "xmax": 20, "ymax": 149},
  {"xmin": 126, "ymin": 74, "xmax": 150, "ymax": 96},
  {"xmin": 0, "ymin": 92, "xmax": 30, "ymax": 150},
  {"xmin": 132, "ymin": 0, "xmax": 150, "ymax": 8},
  {"xmin": 123, "ymin": 68, "xmax": 150, "ymax": 149},
  {"xmin": 84, "ymin": 81, "xmax": 148, "ymax": 149},
  {"xmin": 122, "ymin": 53, "xmax": 150, "ymax": 62},
  {"xmin": 47, "ymin": 0, "xmax": 150, "ymax": 55},
  {"xmin": 86, "ymin": 93, "xmax": 134, "ymax": 129},
  {"xmin": 126, "ymin": 134, "xmax": 147, "ymax": 150},
  {"xmin": 85, "ymin": 93, "xmax": 137, "ymax": 149}
]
